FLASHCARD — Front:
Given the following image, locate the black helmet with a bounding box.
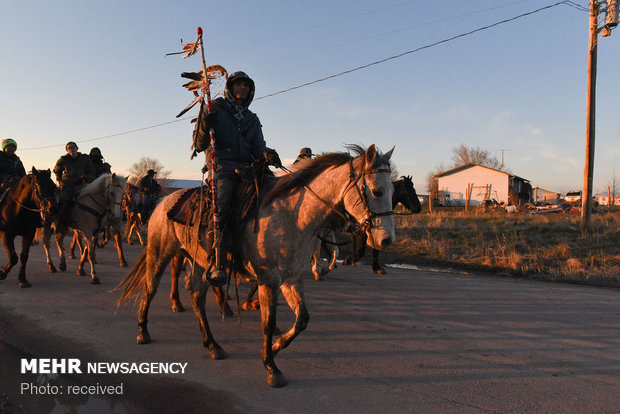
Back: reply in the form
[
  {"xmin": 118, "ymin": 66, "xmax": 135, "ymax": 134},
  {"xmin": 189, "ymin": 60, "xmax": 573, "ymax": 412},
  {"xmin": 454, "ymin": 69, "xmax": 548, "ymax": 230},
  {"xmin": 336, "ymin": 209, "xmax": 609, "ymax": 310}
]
[
  {"xmin": 147, "ymin": 169, "xmax": 156, "ymax": 176},
  {"xmin": 224, "ymin": 71, "xmax": 255, "ymax": 107}
]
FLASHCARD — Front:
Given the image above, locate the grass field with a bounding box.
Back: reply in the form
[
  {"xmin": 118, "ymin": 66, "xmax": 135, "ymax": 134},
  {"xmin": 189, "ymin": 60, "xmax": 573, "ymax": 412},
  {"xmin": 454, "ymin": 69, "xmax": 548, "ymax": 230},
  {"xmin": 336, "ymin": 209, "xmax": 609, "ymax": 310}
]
[{"xmin": 386, "ymin": 207, "xmax": 620, "ymax": 287}]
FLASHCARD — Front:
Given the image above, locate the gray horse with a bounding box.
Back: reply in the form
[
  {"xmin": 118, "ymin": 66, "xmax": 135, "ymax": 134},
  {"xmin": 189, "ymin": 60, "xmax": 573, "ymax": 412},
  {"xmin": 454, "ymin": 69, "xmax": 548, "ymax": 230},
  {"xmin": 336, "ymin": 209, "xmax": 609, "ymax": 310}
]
[{"xmin": 116, "ymin": 145, "xmax": 395, "ymax": 387}]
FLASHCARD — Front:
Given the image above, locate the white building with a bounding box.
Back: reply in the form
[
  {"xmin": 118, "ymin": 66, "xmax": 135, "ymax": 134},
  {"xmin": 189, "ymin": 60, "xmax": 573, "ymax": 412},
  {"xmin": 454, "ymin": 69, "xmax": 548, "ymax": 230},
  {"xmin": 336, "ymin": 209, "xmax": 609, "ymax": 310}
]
[{"xmin": 434, "ymin": 164, "xmax": 531, "ymax": 207}]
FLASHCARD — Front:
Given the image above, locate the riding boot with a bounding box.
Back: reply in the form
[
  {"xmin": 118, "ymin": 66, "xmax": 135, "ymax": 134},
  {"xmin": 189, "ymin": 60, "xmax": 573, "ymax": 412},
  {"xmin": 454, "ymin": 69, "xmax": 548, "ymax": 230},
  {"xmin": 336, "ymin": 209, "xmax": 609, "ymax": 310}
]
[{"xmin": 202, "ymin": 221, "xmax": 227, "ymax": 287}]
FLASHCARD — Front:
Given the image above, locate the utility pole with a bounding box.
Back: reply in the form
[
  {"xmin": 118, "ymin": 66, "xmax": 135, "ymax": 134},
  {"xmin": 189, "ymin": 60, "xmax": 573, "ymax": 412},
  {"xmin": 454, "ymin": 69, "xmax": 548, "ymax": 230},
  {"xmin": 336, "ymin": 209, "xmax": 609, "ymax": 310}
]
[
  {"xmin": 497, "ymin": 149, "xmax": 508, "ymax": 170},
  {"xmin": 582, "ymin": 0, "xmax": 618, "ymax": 234}
]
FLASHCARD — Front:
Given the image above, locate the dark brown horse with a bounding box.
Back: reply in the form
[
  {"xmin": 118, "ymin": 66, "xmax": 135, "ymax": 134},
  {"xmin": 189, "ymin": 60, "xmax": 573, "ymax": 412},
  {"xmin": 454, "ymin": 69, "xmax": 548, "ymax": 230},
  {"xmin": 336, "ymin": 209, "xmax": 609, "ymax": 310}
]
[{"xmin": 0, "ymin": 168, "xmax": 57, "ymax": 288}]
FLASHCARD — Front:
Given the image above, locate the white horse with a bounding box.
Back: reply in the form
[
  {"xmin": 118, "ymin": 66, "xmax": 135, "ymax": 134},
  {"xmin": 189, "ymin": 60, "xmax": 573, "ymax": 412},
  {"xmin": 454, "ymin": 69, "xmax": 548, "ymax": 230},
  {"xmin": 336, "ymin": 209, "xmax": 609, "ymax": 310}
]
[
  {"xmin": 116, "ymin": 145, "xmax": 395, "ymax": 387},
  {"xmin": 42, "ymin": 173, "xmax": 127, "ymax": 284}
]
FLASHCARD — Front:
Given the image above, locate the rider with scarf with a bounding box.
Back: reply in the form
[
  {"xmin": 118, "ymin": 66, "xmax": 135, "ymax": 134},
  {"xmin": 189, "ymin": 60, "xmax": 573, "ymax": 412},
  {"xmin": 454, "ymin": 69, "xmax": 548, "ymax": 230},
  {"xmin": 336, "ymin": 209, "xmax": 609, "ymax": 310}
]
[{"xmin": 193, "ymin": 71, "xmax": 281, "ymax": 283}]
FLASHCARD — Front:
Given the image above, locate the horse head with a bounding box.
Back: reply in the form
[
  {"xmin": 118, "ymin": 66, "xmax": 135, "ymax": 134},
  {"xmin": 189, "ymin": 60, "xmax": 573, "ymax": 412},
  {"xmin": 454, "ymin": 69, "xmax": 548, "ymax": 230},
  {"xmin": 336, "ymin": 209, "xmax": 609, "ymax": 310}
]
[
  {"xmin": 394, "ymin": 175, "xmax": 422, "ymax": 213},
  {"xmin": 106, "ymin": 173, "xmax": 128, "ymax": 219},
  {"xmin": 342, "ymin": 144, "xmax": 395, "ymax": 251},
  {"xmin": 30, "ymin": 167, "xmax": 58, "ymax": 222}
]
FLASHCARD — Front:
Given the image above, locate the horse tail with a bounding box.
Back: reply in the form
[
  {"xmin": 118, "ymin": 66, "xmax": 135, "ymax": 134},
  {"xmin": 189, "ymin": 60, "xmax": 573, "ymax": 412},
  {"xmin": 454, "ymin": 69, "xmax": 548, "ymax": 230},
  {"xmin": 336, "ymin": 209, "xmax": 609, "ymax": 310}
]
[{"xmin": 113, "ymin": 250, "xmax": 148, "ymax": 309}]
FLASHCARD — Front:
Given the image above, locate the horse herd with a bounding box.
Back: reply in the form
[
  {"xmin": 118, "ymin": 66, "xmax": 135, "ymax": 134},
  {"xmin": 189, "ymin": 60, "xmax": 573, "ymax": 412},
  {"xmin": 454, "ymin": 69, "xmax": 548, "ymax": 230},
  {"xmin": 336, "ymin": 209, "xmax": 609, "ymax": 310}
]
[{"xmin": 0, "ymin": 145, "xmax": 421, "ymax": 388}]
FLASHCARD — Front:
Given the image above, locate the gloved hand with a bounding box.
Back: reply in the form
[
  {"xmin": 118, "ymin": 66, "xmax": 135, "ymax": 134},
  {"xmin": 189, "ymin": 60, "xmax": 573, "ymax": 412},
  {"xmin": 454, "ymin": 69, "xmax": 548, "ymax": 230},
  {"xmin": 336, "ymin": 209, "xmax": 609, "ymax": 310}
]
[
  {"xmin": 264, "ymin": 149, "xmax": 282, "ymax": 168},
  {"xmin": 204, "ymin": 109, "xmax": 218, "ymax": 128}
]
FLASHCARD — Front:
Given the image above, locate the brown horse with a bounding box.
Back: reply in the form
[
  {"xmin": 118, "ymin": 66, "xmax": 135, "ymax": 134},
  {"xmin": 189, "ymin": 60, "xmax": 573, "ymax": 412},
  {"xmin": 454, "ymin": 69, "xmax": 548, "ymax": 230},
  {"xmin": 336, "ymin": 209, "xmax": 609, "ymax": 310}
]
[
  {"xmin": 0, "ymin": 168, "xmax": 57, "ymax": 288},
  {"xmin": 122, "ymin": 183, "xmax": 145, "ymax": 246},
  {"xmin": 116, "ymin": 145, "xmax": 395, "ymax": 387}
]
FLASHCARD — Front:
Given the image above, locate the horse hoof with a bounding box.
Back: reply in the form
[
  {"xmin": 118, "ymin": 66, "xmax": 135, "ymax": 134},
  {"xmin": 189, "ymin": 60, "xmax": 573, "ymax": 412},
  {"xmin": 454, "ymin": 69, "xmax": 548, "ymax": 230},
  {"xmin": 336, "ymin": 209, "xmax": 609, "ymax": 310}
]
[
  {"xmin": 172, "ymin": 303, "xmax": 185, "ymax": 313},
  {"xmin": 90, "ymin": 276, "xmax": 101, "ymax": 285},
  {"xmin": 59, "ymin": 262, "xmax": 67, "ymax": 272},
  {"xmin": 19, "ymin": 281, "xmax": 32, "ymax": 288},
  {"xmin": 137, "ymin": 334, "xmax": 151, "ymax": 344},
  {"xmin": 48, "ymin": 265, "xmax": 57, "ymax": 273},
  {"xmin": 77, "ymin": 269, "xmax": 85, "ymax": 277},
  {"xmin": 209, "ymin": 347, "xmax": 226, "ymax": 360},
  {"xmin": 120, "ymin": 261, "xmax": 128, "ymax": 268},
  {"xmin": 266, "ymin": 371, "xmax": 288, "ymax": 388},
  {"xmin": 68, "ymin": 254, "xmax": 75, "ymax": 259},
  {"xmin": 373, "ymin": 266, "xmax": 386, "ymax": 275},
  {"xmin": 0, "ymin": 271, "xmax": 7, "ymax": 281},
  {"xmin": 314, "ymin": 274, "xmax": 322, "ymax": 281}
]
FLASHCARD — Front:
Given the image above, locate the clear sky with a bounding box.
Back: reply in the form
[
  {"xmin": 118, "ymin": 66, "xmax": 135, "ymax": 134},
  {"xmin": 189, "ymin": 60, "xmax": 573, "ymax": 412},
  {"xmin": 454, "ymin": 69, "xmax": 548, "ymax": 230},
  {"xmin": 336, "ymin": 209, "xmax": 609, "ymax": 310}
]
[{"xmin": 1, "ymin": 0, "xmax": 618, "ymax": 194}]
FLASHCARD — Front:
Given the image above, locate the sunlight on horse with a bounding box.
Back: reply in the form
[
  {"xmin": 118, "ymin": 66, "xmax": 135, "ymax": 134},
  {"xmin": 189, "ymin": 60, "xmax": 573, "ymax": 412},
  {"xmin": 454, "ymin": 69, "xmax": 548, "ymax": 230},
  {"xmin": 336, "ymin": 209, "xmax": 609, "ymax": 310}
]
[{"xmin": 116, "ymin": 144, "xmax": 395, "ymax": 387}]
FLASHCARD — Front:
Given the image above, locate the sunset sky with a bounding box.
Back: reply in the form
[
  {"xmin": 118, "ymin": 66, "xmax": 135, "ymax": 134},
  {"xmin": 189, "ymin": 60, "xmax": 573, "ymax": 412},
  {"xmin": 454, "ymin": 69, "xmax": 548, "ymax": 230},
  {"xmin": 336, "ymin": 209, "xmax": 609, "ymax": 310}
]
[{"xmin": 1, "ymin": 0, "xmax": 618, "ymax": 194}]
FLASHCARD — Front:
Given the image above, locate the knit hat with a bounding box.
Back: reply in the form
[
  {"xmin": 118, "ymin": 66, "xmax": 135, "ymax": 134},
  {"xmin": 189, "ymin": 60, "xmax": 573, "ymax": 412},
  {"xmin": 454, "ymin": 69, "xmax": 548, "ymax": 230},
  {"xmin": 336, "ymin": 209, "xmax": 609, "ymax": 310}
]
[{"xmin": 2, "ymin": 139, "xmax": 17, "ymax": 151}]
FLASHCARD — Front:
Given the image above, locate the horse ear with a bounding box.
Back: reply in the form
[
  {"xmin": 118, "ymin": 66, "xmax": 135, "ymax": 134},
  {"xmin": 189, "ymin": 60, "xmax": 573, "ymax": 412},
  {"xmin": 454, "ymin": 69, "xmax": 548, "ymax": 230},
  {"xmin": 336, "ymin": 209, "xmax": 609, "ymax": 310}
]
[
  {"xmin": 32, "ymin": 166, "xmax": 38, "ymax": 174},
  {"xmin": 384, "ymin": 146, "xmax": 395, "ymax": 161},
  {"xmin": 365, "ymin": 144, "xmax": 377, "ymax": 167}
]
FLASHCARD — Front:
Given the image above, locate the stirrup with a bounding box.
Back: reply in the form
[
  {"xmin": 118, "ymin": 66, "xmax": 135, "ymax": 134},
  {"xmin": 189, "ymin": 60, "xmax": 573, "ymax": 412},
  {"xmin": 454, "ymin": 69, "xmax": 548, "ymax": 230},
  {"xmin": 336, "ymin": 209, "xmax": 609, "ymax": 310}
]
[{"xmin": 205, "ymin": 268, "xmax": 227, "ymax": 287}]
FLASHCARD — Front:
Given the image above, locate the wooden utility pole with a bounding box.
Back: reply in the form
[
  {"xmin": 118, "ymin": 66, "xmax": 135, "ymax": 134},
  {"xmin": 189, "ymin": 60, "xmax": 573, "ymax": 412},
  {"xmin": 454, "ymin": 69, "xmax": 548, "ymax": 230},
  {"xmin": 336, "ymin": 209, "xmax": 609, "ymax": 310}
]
[
  {"xmin": 582, "ymin": 0, "xmax": 618, "ymax": 232},
  {"xmin": 582, "ymin": 1, "xmax": 599, "ymax": 234}
]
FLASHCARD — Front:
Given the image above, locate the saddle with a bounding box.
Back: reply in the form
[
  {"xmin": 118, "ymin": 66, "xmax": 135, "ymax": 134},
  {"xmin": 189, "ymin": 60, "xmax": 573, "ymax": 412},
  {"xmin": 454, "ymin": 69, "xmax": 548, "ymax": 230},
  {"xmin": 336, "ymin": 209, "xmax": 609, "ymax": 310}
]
[{"xmin": 166, "ymin": 162, "xmax": 276, "ymax": 234}]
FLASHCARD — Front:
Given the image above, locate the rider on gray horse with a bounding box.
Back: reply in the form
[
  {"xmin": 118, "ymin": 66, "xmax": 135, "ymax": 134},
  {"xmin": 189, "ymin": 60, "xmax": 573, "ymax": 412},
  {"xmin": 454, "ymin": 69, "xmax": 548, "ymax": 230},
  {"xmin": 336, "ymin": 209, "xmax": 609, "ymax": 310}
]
[{"xmin": 193, "ymin": 71, "xmax": 282, "ymax": 284}]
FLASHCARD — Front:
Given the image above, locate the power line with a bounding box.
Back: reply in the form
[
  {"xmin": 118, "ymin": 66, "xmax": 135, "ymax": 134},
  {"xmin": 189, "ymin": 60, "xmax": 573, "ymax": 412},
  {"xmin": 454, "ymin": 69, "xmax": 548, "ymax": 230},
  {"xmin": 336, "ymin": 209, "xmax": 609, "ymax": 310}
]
[
  {"xmin": 21, "ymin": 1, "xmax": 572, "ymax": 151},
  {"xmin": 255, "ymin": 1, "xmax": 569, "ymax": 100}
]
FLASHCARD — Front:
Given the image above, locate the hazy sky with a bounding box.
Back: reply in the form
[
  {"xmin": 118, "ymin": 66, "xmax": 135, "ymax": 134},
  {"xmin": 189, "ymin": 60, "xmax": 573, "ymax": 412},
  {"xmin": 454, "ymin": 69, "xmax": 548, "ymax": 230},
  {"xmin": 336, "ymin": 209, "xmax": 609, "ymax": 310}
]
[{"xmin": 1, "ymin": 0, "xmax": 618, "ymax": 194}]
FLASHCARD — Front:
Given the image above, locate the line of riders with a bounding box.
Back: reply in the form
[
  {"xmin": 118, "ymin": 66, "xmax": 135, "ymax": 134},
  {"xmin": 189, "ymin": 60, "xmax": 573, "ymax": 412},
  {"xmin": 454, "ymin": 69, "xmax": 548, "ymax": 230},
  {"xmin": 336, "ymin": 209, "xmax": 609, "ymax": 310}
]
[
  {"xmin": 0, "ymin": 139, "xmax": 161, "ymax": 236},
  {"xmin": 1, "ymin": 71, "xmax": 420, "ymax": 289}
]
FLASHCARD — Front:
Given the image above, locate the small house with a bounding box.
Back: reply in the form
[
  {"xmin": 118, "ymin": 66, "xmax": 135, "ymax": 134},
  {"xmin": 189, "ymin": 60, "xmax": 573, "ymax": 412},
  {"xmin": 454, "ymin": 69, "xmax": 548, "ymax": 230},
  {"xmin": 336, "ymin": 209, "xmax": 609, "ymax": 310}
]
[{"xmin": 434, "ymin": 163, "xmax": 531, "ymax": 207}]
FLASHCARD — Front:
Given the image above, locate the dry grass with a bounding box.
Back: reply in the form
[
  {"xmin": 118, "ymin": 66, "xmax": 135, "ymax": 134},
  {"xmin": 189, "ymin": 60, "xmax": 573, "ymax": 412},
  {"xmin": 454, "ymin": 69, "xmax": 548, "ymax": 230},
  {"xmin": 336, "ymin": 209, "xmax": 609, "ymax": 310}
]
[{"xmin": 387, "ymin": 209, "xmax": 620, "ymax": 286}]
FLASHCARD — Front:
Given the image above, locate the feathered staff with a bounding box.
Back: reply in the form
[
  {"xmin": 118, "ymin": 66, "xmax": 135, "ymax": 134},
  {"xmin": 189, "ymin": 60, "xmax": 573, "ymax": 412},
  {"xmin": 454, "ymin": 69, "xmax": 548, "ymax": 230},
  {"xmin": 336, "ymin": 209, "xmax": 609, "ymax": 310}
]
[{"xmin": 169, "ymin": 27, "xmax": 228, "ymax": 277}]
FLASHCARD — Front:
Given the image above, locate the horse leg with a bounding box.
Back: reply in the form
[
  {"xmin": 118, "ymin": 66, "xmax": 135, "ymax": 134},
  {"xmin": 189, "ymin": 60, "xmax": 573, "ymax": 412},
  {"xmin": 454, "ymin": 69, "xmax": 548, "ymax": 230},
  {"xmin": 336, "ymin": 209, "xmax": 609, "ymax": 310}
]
[
  {"xmin": 240, "ymin": 281, "xmax": 260, "ymax": 310},
  {"xmin": 189, "ymin": 281, "xmax": 226, "ymax": 360},
  {"xmin": 272, "ymin": 280, "xmax": 309, "ymax": 356},
  {"xmin": 311, "ymin": 249, "xmax": 321, "ymax": 281},
  {"xmin": 0, "ymin": 233, "xmax": 18, "ymax": 281},
  {"xmin": 212, "ymin": 286, "xmax": 234, "ymax": 317},
  {"xmin": 169, "ymin": 252, "xmax": 185, "ymax": 312},
  {"xmin": 68, "ymin": 231, "xmax": 78, "ymax": 259},
  {"xmin": 42, "ymin": 224, "xmax": 57, "ymax": 273},
  {"xmin": 55, "ymin": 231, "xmax": 67, "ymax": 272},
  {"xmin": 17, "ymin": 231, "xmax": 35, "ymax": 288},
  {"xmin": 258, "ymin": 283, "xmax": 287, "ymax": 388},
  {"xmin": 112, "ymin": 229, "xmax": 128, "ymax": 267},
  {"xmin": 124, "ymin": 218, "xmax": 133, "ymax": 245},
  {"xmin": 84, "ymin": 237, "xmax": 100, "ymax": 284},
  {"xmin": 136, "ymin": 222, "xmax": 145, "ymax": 246},
  {"xmin": 372, "ymin": 248, "xmax": 386, "ymax": 274},
  {"xmin": 328, "ymin": 233, "xmax": 338, "ymax": 272}
]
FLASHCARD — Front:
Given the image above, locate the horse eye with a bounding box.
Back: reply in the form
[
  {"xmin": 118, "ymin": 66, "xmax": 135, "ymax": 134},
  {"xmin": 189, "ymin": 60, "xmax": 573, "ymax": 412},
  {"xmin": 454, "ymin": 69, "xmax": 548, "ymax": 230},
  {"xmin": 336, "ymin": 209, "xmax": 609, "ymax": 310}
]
[{"xmin": 372, "ymin": 189, "xmax": 383, "ymax": 198}]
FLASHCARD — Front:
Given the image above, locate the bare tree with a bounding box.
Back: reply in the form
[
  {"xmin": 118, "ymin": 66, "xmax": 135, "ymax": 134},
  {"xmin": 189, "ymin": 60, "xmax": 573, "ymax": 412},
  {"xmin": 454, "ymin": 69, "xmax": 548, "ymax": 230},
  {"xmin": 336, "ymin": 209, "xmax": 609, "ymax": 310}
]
[
  {"xmin": 451, "ymin": 144, "xmax": 502, "ymax": 170},
  {"xmin": 425, "ymin": 164, "xmax": 447, "ymax": 201},
  {"xmin": 128, "ymin": 157, "xmax": 171, "ymax": 187}
]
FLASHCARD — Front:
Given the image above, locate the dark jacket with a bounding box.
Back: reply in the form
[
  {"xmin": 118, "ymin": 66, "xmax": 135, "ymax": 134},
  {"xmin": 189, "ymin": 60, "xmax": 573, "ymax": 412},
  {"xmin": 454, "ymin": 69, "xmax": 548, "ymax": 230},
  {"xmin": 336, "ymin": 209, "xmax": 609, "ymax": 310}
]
[
  {"xmin": 195, "ymin": 99, "xmax": 272, "ymax": 172},
  {"xmin": 91, "ymin": 158, "xmax": 111, "ymax": 177},
  {"xmin": 0, "ymin": 151, "xmax": 26, "ymax": 183},
  {"xmin": 53, "ymin": 153, "xmax": 96, "ymax": 189},
  {"xmin": 139, "ymin": 175, "xmax": 161, "ymax": 195}
]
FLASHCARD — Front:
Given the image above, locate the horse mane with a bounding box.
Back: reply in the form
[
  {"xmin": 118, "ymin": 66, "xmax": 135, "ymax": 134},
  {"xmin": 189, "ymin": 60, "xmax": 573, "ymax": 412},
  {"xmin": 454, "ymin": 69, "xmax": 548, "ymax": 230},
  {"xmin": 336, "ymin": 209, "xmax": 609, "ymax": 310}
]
[{"xmin": 263, "ymin": 144, "xmax": 393, "ymax": 205}]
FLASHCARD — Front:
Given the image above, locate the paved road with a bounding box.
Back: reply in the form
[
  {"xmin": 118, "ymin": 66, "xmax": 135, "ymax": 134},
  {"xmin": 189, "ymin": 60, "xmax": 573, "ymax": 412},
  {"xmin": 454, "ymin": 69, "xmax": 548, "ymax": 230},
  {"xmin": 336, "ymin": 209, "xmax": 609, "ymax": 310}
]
[{"xmin": 1, "ymin": 241, "xmax": 620, "ymax": 413}]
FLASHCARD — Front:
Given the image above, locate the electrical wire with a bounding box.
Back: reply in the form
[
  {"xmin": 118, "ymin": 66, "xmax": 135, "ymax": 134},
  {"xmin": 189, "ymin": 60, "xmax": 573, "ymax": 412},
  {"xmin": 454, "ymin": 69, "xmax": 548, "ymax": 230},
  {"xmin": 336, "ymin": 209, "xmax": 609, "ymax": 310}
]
[{"xmin": 20, "ymin": 0, "xmax": 576, "ymax": 151}]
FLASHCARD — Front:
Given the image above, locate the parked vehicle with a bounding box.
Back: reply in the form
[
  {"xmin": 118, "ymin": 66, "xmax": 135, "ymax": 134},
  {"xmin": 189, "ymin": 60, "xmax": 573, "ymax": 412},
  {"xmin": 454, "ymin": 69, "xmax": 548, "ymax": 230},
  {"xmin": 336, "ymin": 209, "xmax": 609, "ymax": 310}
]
[{"xmin": 564, "ymin": 190, "xmax": 582, "ymax": 205}]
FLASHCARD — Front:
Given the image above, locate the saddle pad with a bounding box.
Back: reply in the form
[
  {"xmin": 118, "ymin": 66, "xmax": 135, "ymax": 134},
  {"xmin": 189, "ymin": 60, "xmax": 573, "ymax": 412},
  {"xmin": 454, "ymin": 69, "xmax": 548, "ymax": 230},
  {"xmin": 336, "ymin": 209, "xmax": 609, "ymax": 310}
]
[{"xmin": 167, "ymin": 187, "xmax": 210, "ymax": 224}]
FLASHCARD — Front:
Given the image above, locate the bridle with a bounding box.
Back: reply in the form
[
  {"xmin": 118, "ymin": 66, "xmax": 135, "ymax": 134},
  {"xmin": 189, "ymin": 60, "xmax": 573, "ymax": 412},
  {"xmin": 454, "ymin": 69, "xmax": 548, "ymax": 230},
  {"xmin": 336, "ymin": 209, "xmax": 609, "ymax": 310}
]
[
  {"xmin": 76, "ymin": 178, "xmax": 124, "ymax": 228},
  {"xmin": 280, "ymin": 156, "xmax": 393, "ymax": 236},
  {"xmin": 341, "ymin": 158, "xmax": 394, "ymax": 234},
  {"xmin": 12, "ymin": 175, "xmax": 56, "ymax": 221}
]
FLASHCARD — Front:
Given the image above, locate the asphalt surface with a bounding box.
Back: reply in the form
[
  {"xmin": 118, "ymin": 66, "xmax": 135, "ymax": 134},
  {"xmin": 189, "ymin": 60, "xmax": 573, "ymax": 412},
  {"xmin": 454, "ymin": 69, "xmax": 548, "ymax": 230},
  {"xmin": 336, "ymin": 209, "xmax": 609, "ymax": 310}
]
[{"xmin": 1, "ymin": 240, "xmax": 620, "ymax": 413}]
